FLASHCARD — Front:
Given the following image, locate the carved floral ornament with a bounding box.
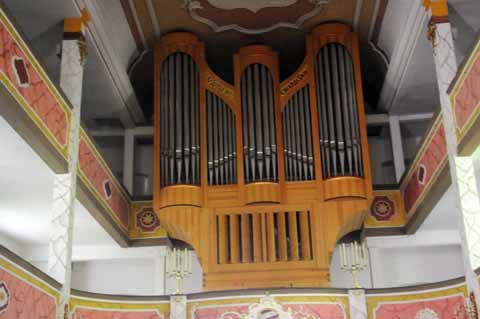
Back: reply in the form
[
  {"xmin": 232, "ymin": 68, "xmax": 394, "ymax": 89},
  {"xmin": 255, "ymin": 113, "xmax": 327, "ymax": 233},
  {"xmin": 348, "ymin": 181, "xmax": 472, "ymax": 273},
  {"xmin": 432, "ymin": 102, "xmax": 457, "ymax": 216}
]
[
  {"xmin": 183, "ymin": 0, "xmax": 330, "ymax": 34},
  {"xmin": 248, "ymin": 295, "xmax": 292, "ymax": 319}
]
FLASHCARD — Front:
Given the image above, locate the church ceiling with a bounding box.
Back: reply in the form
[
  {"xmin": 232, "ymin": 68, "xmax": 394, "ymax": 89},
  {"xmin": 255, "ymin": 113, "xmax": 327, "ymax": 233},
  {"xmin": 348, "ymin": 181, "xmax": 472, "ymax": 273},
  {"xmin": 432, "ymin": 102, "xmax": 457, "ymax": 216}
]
[{"xmin": 121, "ymin": 0, "xmax": 389, "ymax": 120}]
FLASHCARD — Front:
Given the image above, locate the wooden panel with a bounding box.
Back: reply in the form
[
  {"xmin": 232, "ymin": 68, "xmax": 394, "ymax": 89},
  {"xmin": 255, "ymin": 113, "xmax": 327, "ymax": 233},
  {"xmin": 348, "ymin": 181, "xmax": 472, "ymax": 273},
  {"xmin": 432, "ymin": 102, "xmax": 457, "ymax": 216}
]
[
  {"xmin": 323, "ymin": 177, "xmax": 367, "ymax": 201},
  {"xmin": 158, "ymin": 185, "xmax": 202, "ymax": 208},
  {"xmin": 229, "ymin": 215, "xmax": 239, "ymax": 263},
  {"xmin": 245, "ymin": 182, "xmax": 281, "ymax": 204},
  {"xmin": 204, "ymin": 268, "xmax": 330, "ymax": 291},
  {"xmin": 288, "ymin": 211, "xmax": 299, "ymax": 261},
  {"xmin": 261, "ymin": 213, "xmax": 268, "ymax": 262},
  {"xmin": 277, "ymin": 212, "xmax": 288, "ymax": 261},
  {"xmin": 241, "ymin": 214, "xmax": 251, "ymax": 263},
  {"xmin": 266, "ymin": 213, "xmax": 276, "ymax": 262},
  {"xmin": 299, "ymin": 211, "xmax": 311, "ymax": 260},
  {"xmin": 217, "ymin": 215, "xmax": 228, "ymax": 264},
  {"xmin": 206, "ymin": 185, "xmax": 242, "ymax": 207},
  {"xmin": 252, "ymin": 213, "xmax": 262, "ymax": 262}
]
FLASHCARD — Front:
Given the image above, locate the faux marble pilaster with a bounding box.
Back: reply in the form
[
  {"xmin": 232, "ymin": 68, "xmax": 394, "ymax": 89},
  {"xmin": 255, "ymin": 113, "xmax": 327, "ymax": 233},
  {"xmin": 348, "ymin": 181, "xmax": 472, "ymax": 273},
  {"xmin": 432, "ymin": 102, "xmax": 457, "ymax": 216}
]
[
  {"xmin": 48, "ymin": 35, "xmax": 86, "ymax": 319},
  {"xmin": 430, "ymin": 19, "xmax": 480, "ymax": 308},
  {"xmin": 170, "ymin": 295, "xmax": 187, "ymax": 319},
  {"xmin": 348, "ymin": 290, "xmax": 367, "ymax": 319}
]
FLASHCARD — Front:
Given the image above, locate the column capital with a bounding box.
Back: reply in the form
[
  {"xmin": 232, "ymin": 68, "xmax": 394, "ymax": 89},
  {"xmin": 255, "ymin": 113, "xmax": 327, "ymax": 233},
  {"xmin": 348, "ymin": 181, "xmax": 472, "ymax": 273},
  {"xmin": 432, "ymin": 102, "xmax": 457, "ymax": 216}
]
[
  {"xmin": 423, "ymin": 0, "xmax": 449, "ymax": 23},
  {"xmin": 64, "ymin": 8, "xmax": 90, "ymax": 38}
]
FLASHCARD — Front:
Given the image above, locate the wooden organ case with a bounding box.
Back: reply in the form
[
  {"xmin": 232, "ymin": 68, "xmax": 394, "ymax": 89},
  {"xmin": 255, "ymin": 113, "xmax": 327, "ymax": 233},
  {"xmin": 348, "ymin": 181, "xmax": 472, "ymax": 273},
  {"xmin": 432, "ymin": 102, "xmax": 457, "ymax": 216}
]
[{"xmin": 153, "ymin": 23, "xmax": 372, "ymax": 290}]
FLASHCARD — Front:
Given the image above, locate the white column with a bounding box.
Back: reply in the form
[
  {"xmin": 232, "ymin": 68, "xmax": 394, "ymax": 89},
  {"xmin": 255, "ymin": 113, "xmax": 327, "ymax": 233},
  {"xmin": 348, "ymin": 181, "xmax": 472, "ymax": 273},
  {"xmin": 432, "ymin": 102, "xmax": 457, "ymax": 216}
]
[
  {"xmin": 123, "ymin": 128, "xmax": 135, "ymax": 195},
  {"xmin": 426, "ymin": 3, "xmax": 480, "ymax": 309},
  {"xmin": 348, "ymin": 290, "xmax": 367, "ymax": 319},
  {"xmin": 170, "ymin": 295, "xmax": 187, "ymax": 319},
  {"xmin": 48, "ymin": 13, "xmax": 88, "ymax": 319},
  {"xmin": 389, "ymin": 115, "xmax": 405, "ymax": 182}
]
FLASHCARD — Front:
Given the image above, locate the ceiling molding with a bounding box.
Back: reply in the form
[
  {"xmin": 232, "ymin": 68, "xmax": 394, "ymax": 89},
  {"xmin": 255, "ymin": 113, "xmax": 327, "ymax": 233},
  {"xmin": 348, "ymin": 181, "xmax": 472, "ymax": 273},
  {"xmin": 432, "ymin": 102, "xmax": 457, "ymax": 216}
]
[
  {"xmin": 377, "ymin": 1, "xmax": 428, "ymax": 112},
  {"xmin": 120, "ymin": 0, "xmax": 144, "ymax": 51},
  {"xmin": 128, "ymin": 0, "xmax": 148, "ymax": 49},
  {"xmin": 353, "ymin": 0, "xmax": 364, "ymax": 32},
  {"xmin": 75, "ymin": 0, "xmax": 146, "ymax": 127},
  {"xmin": 146, "ymin": 0, "xmax": 161, "ymax": 38}
]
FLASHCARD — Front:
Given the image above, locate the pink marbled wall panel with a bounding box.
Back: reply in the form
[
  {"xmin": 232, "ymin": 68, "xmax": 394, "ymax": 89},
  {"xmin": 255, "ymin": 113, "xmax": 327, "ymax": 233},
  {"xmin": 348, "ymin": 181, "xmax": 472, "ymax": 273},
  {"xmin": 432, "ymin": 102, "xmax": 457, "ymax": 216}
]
[
  {"xmin": 403, "ymin": 121, "xmax": 447, "ymax": 216},
  {"xmin": 78, "ymin": 138, "xmax": 129, "ymax": 229},
  {"xmin": 195, "ymin": 305, "xmax": 249, "ymax": 319},
  {"xmin": 374, "ymin": 295, "xmax": 464, "ymax": 319},
  {"xmin": 74, "ymin": 308, "xmax": 162, "ymax": 319},
  {"xmin": 0, "ymin": 267, "xmax": 56, "ymax": 319},
  {"xmin": 454, "ymin": 51, "xmax": 480, "ymax": 133},
  {"xmin": 0, "ymin": 21, "xmax": 67, "ymax": 147},
  {"xmin": 194, "ymin": 303, "xmax": 345, "ymax": 319},
  {"xmin": 286, "ymin": 303, "xmax": 345, "ymax": 319}
]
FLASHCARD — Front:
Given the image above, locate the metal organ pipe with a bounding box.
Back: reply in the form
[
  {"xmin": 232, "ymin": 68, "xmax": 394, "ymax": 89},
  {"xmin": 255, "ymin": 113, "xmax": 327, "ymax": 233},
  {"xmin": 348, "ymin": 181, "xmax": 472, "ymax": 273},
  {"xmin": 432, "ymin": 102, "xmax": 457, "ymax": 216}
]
[
  {"xmin": 282, "ymin": 86, "xmax": 315, "ymax": 181},
  {"xmin": 241, "ymin": 64, "xmax": 278, "ymax": 183},
  {"xmin": 206, "ymin": 91, "xmax": 238, "ymax": 185},
  {"xmin": 314, "ymin": 43, "xmax": 363, "ymax": 178},
  {"xmin": 159, "ymin": 53, "xmax": 200, "ymax": 187}
]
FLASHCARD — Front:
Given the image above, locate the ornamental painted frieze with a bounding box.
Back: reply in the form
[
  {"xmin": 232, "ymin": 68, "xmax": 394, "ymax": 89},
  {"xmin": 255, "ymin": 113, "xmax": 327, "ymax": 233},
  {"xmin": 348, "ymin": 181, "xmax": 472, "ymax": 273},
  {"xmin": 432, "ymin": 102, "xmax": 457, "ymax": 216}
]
[
  {"xmin": 370, "ymin": 195, "xmax": 395, "ymax": 221},
  {"xmin": 402, "ymin": 117, "xmax": 447, "ymax": 217},
  {"xmin": 78, "ymin": 135, "xmax": 130, "ymax": 230},
  {"xmin": 451, "ymin": 41, "xmax": 480, "ymax": 136},
  {"xmin": 183, "ymin": 0, "xmax": 329, "ymax": 34},
  {"xmin": 136, "ymin": 208, "xmax": 161, "ymax": 232},
  {"xmin": 0, "ymin": 282, "xmax": 10, "ymax": 313},
  {"xmin": 0, "ymin": 18, "xmax": 69, "ymax": 149}
]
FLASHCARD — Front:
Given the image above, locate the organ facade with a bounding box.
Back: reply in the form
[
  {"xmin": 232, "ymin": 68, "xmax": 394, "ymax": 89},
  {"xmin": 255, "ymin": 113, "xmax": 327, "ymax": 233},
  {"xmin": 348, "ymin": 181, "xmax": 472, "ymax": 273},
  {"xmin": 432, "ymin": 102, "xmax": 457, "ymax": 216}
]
[{"xmin": 153, "ymin": 23, "xmax": 372, "ymax": 290}]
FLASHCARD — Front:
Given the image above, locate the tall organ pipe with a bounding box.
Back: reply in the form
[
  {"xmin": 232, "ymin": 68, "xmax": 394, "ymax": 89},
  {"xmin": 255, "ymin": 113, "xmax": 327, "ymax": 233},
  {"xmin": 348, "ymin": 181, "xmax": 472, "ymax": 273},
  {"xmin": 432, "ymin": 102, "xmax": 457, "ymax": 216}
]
[
  {"xmin": 159, "ymin": 53, "xmax": 200, "ymax": 187},
  {"xmin": 282, "ymin": 86, "xmax": 315, "ymax": 181},
  {"xmin": 241, "ymin": 64, "xmax": 278, "ymax": 183},
  {"xmin": 206, "ymin": 91, "xmax": 238, "ymax": 185},
  {"xmin": 314, "ymin": 43, "xmax": 363, "ymax": 178}
]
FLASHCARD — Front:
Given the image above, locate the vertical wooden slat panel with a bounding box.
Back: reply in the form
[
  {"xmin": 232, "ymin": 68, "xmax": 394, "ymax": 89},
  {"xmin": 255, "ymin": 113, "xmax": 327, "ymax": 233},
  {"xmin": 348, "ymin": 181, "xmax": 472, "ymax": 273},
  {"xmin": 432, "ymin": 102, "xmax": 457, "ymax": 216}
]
[
  {"xmin": 288, "ymin": 211, "xmax": 299, "ymax": 261},
  {"xmin": 241, "ymin": 214, "xmax": 251, "ymax": 263},
  {"xmin": 266, "ymin": 213, "xmax": 276, "ymax": 262},
  {"xmin": 217, "ymin": 215, "xmax": 228, "ymax": 264},
  {"xmin": 299, "ymin": 211, "xmax": 312, "ymax": 260},
  {"xmin": 261, "ymin": 213, "xmax": 268, "ymax": 262},
  {"xmin": 230, "ymin": 214, "xmax": 239, "ymax": 263},
  {"xmin": 277, "ymin": 212, "xmax": 287, "ymax": 261},
  {"xmin": 252, "ymin": 214, "xmax": 262, "ymax": 262}
]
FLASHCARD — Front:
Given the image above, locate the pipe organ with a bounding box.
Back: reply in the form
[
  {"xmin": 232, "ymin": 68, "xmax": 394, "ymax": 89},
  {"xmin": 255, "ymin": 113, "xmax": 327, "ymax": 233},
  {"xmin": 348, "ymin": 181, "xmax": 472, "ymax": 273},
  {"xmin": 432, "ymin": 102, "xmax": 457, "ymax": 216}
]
[{"xmin": 154, "ymin": 24, "xmax": 372, "ymax": 290}]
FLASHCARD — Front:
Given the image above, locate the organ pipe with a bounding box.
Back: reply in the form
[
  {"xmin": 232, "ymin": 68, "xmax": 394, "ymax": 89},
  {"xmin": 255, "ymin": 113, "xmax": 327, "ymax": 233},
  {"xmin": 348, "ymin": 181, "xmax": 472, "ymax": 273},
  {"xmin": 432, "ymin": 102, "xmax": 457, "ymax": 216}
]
[
  {"xmin": 241, "ymin": 64, "xmax": 278, "ymax": 183},
  {"xmin": 159, "ymin": 52, "xmax": 200, "ymax": 187},
  {"xmin": 282, "ymin": 86, "xmax": 315, "ymax": 181},
  {"xmin": 315, "ymin": 43, "xmax": 363, "ymax": 178},
  {"xmin": 156, "ymin": 26, "xmax": 368, "ymax": 196},
  {"xmin": 207, "ymin": 91, "xmax": 238, "ymax": 185}
]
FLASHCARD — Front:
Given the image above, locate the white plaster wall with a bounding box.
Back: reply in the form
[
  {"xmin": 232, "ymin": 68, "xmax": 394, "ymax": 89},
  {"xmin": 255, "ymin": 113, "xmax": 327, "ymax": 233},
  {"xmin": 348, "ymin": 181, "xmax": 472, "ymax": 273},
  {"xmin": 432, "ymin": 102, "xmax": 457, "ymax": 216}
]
[
  {"xmin": 330, "ymin": 242, "xmax": 463, "ymax": 288},
  {"xmin": 71, "ymin": 258, "xmax": 157, "ymax": 295},
  {"xmin": 369, "ymin": 244, "xmax": 463, "ymax": 287},
  {"xmin": 70, "ymin": 252, "xmax": 203, "ymax": 296}
]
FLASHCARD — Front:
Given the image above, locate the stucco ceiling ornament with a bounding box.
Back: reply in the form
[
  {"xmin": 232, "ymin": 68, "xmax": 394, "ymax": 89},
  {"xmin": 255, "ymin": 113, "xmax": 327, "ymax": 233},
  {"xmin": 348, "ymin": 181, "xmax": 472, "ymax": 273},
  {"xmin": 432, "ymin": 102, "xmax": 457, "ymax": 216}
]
[
  {"xmin": 183, "ymin": 0, "xmax": 329, "ymax": 34},
  {"xmin": 206, "ymin": 0, "xmax": 297, "ymax": 13},
  {"xmin": 248, "ymin": 295, "xmax": 292, "ymax": 319}
]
